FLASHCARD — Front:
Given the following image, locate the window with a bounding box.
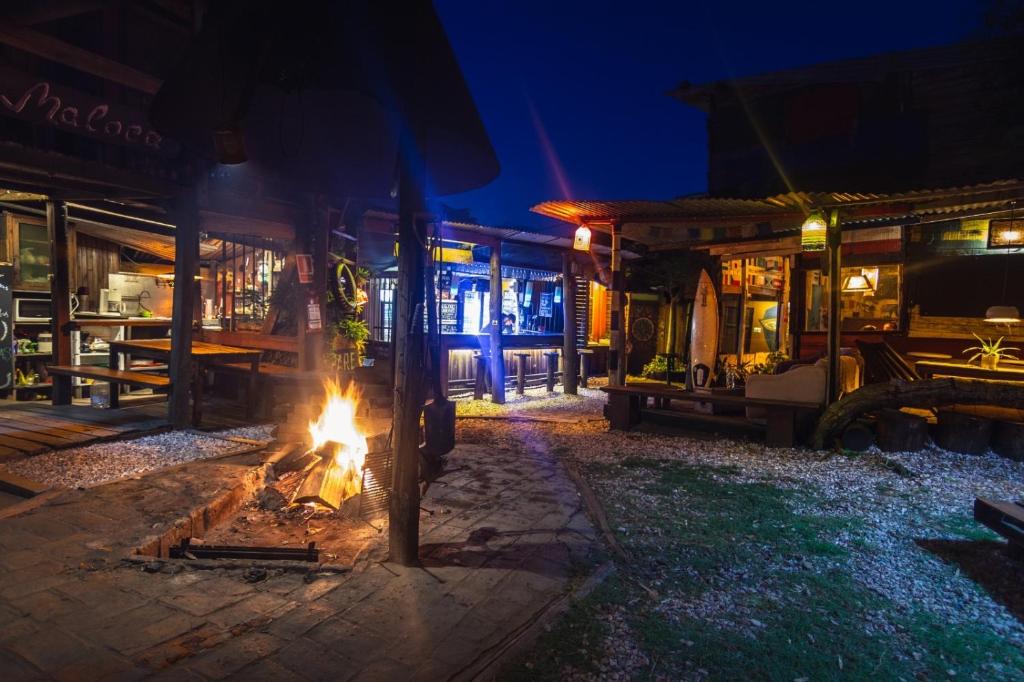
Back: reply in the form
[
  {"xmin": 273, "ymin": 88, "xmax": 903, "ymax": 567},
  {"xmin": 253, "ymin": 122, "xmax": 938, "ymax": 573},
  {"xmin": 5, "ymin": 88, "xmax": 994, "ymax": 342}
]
[{"xmin": 804, "ymin": 264, "xmax": 901, "ymax": 332}]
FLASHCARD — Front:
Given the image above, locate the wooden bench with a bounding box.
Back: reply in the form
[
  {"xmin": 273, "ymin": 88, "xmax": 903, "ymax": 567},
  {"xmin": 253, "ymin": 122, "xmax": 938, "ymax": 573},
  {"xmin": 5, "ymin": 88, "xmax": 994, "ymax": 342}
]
[
  {"xmin": 47, "ymin": 365, "xmax": 170, "ymax": 409},
  {"xmin": 602, "ymin": 384, "xmax": 822, "ymax": 447},
  {"xmin": 974, "ymin": 498, "xmax": 1024, "ymax": 559}
]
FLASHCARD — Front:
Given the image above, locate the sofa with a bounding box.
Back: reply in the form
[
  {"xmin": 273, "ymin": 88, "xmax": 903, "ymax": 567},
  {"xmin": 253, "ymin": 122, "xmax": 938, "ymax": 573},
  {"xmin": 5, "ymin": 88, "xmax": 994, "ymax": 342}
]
[{"xmin": 744, "ymin": 355, "xmax": 862, "ymax": 422}]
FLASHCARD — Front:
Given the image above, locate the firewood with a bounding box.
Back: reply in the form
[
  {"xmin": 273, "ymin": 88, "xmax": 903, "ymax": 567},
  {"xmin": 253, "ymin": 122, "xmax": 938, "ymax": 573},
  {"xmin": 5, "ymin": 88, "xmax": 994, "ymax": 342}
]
[{"xmin": 812, "ymin": 378, "xmax": 1024, "ymax": 450}]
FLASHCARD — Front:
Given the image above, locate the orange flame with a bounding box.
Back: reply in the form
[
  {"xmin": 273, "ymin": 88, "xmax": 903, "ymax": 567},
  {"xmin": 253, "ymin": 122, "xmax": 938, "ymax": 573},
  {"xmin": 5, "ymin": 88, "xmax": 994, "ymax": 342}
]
[{"xmin": 308, "ymin": 380, "xmax": 368, "ymax": 500}]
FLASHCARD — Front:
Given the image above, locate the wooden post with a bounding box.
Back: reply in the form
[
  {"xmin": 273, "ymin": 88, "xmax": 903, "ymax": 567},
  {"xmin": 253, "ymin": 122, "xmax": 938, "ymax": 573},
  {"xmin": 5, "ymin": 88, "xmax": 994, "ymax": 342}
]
[
  {"xmin": 168, "ymin": 189, "xmax": 199, "ymax": 429},
  {"xmin": 825, "ymin": 209, "xmax": 842, "ymax": 405},
  {"xmin": 609, "ymin": 222, "xmax": 626, "ymax": 386},
  {"xmin": 515, "ymin": 353, "xmax": 528, "ymax": 395},
  {"xmin": 562, "ymin": 253, "xmax": 578, "ymax": 395},
  {"xmin": 308, "ymin": 194, "xmax": 329, "ymax": 372},
  {"xmin": 47, "ymin": 200, "xmax": 72, "ymax": 405},
  {"xmin": 545, "ymin": 351, "xmax": 558, "ymax": 392},
  {"xmin": 389, "ymin": 149, "xmax": 427, "ymax": 566},
  {"xmin": 736, "ymin": 258, "xmax": 748, "ymax": 359},
  {"xmin": 489, "ymin": 242, "xmax": 506, "ymax": 404}
]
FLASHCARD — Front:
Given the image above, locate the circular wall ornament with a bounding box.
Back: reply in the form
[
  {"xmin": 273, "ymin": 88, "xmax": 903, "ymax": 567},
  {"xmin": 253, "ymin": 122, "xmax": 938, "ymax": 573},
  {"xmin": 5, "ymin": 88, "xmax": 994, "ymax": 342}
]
[{"xmin": 632, "ymin": 316, "xmax": 655, "ymax": 342}]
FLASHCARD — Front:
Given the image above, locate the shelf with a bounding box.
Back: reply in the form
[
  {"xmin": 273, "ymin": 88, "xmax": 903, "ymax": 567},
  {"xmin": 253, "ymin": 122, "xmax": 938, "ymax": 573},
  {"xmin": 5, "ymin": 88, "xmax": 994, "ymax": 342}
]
[
  {"xmin": 13, "ymin": 321, "xmax": 51, "ymax": 325},
  {"xmin": 14, "ymin": 384, "xmax": 52, "ymax": 391},
  {"xmin": 15, "ymin": 352, "xmax": 51, "ymax": 358}
]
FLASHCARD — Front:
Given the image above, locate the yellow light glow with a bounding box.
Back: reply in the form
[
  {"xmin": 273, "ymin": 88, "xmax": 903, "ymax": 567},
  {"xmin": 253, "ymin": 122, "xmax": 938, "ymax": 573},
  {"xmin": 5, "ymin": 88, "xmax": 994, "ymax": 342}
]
[
  {"xmin": 573, "ymin": 225, "xmax": 592, "ymax": 252},
  {"xmin": 801, "ymin": 211, "xmax": 827, "ymax": 252}
]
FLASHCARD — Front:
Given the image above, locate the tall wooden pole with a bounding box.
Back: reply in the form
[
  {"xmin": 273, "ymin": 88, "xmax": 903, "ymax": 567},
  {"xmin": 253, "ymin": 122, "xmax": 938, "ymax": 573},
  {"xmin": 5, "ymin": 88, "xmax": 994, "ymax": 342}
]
[
  {"xmin": 47, "ymin": 200, "xmax": 72, "ymax": 405},
  {"xmin": 389, "ymin": 149, "xmax": 427, "ymax": 566},
  {"xmin": 489, "ymin": 242, "xmax": 506, "ymax": 404},
  {"xmin": 609, "ymin": 222, "xmax": 626, "ymax": 386},
  {"xmin": 168, "ymin": 188, "xmax": 199, "ymax": 429},
  {"xmin": 825, "ymin": 209, "xmax": 842, "ymax": 405},
  {"xmin": 562, "ymin": 253, "xmax": 578, "ymax": 395}
]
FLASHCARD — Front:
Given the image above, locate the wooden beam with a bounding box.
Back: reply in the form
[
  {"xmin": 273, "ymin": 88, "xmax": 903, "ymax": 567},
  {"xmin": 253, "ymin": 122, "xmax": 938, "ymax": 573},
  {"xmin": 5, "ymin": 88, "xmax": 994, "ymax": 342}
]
[
  {"xmin": 608, "ymin": 222, "xmax": 626, "ymax": 386},
  {"xmin": 825, "ymin": 209, "xmax": 842, "ymax": 405},
  {"xmin": 168, "ymin": 189, "xmax": 199, "ymax": 428},
  {"xmin": 489, "ymin": 242, "xmax": 506, "ymax": 404},
  {"xmin": 389, "ymin": 148, "xmax": 427, "ymax": 566},
  {"xmin": 562, "ymin": 253, "xmax": 578, "ymax": 395},
  {"xmin": 199, "ymin": 211, "xmax": 295, "ymax": 241},
  {"xmin": 47, "ymin": 200, "xmax": 72, "ymax": 405},
  {"xmin": 0, "ymin": 23, "xmax": 162, "ymax": 94}
]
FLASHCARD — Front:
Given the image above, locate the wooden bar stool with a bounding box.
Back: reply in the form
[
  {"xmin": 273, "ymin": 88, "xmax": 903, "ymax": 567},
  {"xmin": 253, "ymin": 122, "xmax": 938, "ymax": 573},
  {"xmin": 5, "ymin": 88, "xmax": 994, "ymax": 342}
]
[
  {"xmin": 514, "ymin": 352, "xmax": 530, "ymax": 395},
  {"xmin": 578, "ymin": 349, "xmax": 594, "ymax": 388},
  {"xmin": 544, "ymin": 351, "xmax": 559, "ymax": 393},
  {"xmin": 473, "ymin": 351, "xmax": 490, "ymax": 400}
]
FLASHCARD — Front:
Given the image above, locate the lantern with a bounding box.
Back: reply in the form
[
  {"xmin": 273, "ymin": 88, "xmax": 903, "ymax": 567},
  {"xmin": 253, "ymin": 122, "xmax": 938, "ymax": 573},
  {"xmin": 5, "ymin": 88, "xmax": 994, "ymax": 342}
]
[
  {"xmin": 573, "ymin": 224, "xmax": 592, "ymax": 252},
  {"xmin": 801, "ymin": 211, "xmax": 827, "ymax": 251}
]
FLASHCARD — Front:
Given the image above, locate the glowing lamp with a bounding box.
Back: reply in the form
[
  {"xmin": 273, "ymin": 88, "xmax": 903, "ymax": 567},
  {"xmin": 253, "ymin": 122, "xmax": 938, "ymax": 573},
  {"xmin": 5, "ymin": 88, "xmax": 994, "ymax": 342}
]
[
  {"xmin": 573, "ymin": 224, "xmax": 592, "ymax": 252},
  {"xmin": 984, "ymin": 305, "xmax": 1021, "ymax": 325},
  {"xmin": 801, "ymin": 211, "xmax": 827, "ymax": 252},
  {"xmin": 841, "ymin": 274, "xmax": 873, "ymax": 293}
]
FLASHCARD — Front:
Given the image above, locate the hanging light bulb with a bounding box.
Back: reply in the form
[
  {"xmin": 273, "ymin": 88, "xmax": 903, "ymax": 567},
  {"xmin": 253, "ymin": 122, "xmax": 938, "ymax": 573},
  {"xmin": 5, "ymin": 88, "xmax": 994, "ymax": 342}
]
[
  {"xmin": 985, "ymin": 201, "xmax": 1021, "ymax": 325},
  {"xmin": 801, "ymin": 210, "xmax": 827, "ymax": 252},
  {"xmin": 573, "ymin": 224, "xmax": 592, "ymax": 252}
]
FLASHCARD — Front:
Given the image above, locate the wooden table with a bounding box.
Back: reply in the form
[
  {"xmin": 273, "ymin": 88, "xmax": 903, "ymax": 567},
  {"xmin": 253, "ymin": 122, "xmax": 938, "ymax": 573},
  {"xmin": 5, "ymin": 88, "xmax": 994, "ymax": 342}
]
[
  {"xmin": 915, "ymin": 360, "xmax": 1024, "ymax": 383},
  {"xmin": 108, "ymin": 339, "xmax": 263, "ymax": 424}
]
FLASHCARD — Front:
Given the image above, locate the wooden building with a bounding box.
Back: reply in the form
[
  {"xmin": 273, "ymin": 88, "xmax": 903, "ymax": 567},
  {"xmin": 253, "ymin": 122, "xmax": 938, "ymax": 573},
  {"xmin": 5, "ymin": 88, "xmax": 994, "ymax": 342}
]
[{"xmin": 533, "ymin": 38, "xmax": 1024, "ymax": 390}]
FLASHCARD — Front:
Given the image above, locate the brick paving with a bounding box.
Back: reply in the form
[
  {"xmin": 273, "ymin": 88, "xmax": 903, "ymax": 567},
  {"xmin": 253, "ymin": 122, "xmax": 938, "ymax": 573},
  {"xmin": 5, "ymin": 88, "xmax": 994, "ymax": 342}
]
[{"xmin": 0, "ymin": 438, "xmax": 597, "ymax": 680}]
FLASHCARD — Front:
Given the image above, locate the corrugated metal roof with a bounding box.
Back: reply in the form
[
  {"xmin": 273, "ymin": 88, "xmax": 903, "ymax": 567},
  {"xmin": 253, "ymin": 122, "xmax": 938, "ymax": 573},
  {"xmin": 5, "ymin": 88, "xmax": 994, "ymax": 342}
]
[{"xmin": 531, "ymin": 180, "xmax": 1024, "ymax": 247}]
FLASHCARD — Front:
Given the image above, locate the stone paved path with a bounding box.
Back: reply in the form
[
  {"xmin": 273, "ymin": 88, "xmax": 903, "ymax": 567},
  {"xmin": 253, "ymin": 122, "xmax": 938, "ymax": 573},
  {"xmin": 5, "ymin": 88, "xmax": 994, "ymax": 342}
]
[{"xmin": 0, "ymin": 439, "xmax": 596, "ymax": 680}]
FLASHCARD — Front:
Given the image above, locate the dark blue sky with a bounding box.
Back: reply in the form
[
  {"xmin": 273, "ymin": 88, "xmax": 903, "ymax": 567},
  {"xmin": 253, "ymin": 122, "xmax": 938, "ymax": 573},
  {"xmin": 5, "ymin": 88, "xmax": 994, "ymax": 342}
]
[{"xmin": 435, "ymin": 0, "xmax": 981, "ymax": 228}]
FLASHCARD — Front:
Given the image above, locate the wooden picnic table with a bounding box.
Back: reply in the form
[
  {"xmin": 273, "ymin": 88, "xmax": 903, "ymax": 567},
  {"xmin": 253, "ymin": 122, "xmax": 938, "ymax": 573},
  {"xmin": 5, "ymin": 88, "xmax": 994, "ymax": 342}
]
[
  {"xmin": 108, "ymin": 339, "xmax": 263, "ymax": 424},
  {"xmin": 915, "ymin": 359, "xmax": 1024, "ymax": 383}
]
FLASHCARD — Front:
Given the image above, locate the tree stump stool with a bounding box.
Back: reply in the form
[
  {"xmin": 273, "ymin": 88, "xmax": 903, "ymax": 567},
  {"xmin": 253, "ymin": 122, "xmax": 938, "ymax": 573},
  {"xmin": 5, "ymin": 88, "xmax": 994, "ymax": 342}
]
[
  {"xmin": 514, "ymin": 353, "xmax": 530, "ymax": 395},
  {"xmin": 934, "ymin": 409, "xmax": 993, "ymax": 455},
  {"xmin": 473, "ymin": 352, "xmax": 489, "ymax": 401},
  {"xmin": 544, "ymin": 351, "xmax": 559, "ymax": 393},
  {"xmin": 579, "ymin": 349, "xmax": 593, "ymax": 388},
  {"xmin": 992, "ymin": 421, "xmax": 1024, "ymax": 461},
  {"xmin": 840, "ymin": 420, "xmax": 874, "ymax": 452},
  {"xmin": 877, "ymin": 409, "xmax": 929, "ymax": 452}
]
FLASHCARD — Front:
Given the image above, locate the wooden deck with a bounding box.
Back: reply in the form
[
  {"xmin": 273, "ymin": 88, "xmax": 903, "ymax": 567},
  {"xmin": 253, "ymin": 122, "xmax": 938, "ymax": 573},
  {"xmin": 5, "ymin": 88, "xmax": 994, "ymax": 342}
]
[{"xmin": 0, "ymin": 403, "xmax": 169, "ymax": 462}]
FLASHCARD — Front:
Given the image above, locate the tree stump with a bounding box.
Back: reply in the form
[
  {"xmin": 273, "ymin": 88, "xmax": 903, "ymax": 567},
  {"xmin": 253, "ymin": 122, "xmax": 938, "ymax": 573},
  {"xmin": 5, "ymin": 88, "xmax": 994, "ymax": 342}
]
[
  {"xmin": 840, "ymin": 420, "xmax": 874, "ymax": 451},
  {"xmin": 876, "ymin": 409, "xmax": 929, "ymax": 452},
  {"xmin": 934, "ymin": 410, "xmax": 993, "ymax": 455},
  {"xmin": 992, "ymin": 421, "xmax": 1024, "ymax": 461}
]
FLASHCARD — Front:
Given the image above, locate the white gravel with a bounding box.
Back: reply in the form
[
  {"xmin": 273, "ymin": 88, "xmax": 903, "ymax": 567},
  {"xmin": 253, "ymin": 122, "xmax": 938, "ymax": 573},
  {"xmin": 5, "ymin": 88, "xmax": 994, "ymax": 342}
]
[
  {"xmin": 457, "ymin": 387, "xmax": 1024, "ymax": 675},
  {"xmin": 0, "ymin": 425, "xmax": 274, "ymax": 490}
]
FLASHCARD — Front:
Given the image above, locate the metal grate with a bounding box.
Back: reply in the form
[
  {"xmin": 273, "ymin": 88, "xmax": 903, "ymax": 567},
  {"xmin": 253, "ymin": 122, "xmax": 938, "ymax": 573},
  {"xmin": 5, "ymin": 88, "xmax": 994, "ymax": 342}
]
[{"xmin": 358, "ymin": 430, "xmax": 393, "ymax": 517}]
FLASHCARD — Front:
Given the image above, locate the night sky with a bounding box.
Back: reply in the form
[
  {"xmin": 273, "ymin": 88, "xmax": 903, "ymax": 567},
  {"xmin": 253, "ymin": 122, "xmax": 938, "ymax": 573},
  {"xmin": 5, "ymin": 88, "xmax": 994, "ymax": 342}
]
[{"xmin": 435, "ymin": 0, "xmax": 982, "ymax": 228}]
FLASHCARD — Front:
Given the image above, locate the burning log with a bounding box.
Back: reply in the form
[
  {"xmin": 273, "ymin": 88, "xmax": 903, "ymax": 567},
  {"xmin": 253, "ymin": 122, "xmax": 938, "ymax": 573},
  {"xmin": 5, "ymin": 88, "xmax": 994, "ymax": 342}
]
[{"xmin": 291, "ymin": 443, "xmax": 364, "ymax": 511}]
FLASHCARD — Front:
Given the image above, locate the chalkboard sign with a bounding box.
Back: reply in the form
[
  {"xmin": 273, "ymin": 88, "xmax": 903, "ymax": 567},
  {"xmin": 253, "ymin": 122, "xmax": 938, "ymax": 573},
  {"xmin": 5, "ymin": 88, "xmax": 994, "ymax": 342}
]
[
  {"xmin": 538, "ymin": 292, "xmax": 553, "ymax": 317},
  {"xmin": 0, "ymin": 265, "xmax": 13, "ymax": 390}
]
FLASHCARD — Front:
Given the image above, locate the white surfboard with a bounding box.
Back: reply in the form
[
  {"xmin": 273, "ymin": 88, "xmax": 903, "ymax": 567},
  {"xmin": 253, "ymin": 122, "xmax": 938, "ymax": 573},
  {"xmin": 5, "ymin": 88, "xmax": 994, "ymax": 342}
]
[{"xmin": 689, "ymin": 269, "xmax": 719, "ymax": 392}]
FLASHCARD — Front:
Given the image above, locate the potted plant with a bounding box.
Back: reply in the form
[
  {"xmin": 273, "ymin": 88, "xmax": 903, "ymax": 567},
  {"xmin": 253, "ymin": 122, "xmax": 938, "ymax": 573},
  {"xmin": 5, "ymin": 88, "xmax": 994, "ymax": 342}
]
[
  {"xmin": 333, "ymin": 317, "xmax": 370, "ymax": 371},
  {"xmin": 963, "ymin": 334, "xmax": 1019, "ymax": 370},
  {"xmin": 641, "ymin": 354, "xmax": 686, "ymax": 382}
]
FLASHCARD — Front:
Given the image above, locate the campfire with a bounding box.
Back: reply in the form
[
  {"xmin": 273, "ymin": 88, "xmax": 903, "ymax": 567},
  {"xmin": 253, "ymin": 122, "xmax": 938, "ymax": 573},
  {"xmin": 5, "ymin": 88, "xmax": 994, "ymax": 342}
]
[{"xmin": 291, "ymin": 380, "xmax": 370, "ymax": 510}]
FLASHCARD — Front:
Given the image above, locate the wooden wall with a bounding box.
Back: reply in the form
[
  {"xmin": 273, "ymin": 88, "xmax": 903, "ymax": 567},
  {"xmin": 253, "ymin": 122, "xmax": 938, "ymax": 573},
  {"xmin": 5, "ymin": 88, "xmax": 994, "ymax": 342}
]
[{"xmin": 71, "ymin": 231, "xmax": 120, "ymax": 313}]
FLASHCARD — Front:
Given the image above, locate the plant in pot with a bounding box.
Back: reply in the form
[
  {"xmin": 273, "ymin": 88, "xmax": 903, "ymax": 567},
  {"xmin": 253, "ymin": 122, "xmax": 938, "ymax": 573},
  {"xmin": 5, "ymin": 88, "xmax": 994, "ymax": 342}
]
[
  {"xmin": 333, "ymin": 317, "xmax": 370, "ymax": 370},
  {"xmin": 963, "ymin": 334, "xmax": 1019, "ymax": 370},
  {"xmin": 723, "ymin": 359, "xmax": 751, "ymax": 388}
]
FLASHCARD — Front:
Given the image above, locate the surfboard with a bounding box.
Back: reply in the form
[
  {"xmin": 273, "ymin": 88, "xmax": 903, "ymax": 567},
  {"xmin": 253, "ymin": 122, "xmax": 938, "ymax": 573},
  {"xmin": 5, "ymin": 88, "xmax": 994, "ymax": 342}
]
[{"xmin": 689, "ymin": 269, "xmax": 719, "ymax": 392}]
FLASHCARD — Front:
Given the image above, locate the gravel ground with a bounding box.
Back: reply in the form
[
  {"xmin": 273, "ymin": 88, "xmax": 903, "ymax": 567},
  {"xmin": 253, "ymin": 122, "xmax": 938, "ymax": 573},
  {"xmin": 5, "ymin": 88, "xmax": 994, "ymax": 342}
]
[
  {"xmin": 459, "ymin": 389, "xmax": 1024, "ymax": 680},
  {"xmin": 1, "ymin": 424, "xmax": 274, "ymax": 490},
  {"xmin": 455, "ymin": 382, "xmax": 609, "ymax": 420}
]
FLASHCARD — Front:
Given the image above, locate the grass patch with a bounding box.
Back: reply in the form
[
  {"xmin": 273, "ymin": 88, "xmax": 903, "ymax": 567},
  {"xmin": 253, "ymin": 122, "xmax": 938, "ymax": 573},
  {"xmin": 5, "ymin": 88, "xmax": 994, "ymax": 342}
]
[
  {"xmin": 502, "ymin": 457, "xmax": 1023, "ymax": 681},
  {"xmin": 934, "ymin": 513, "xmax": 1002, "ymax": 542}
]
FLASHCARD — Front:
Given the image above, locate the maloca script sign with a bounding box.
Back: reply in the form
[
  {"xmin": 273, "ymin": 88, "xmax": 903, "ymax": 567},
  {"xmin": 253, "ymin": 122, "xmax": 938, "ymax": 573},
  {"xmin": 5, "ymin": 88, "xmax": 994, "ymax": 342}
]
[{"xmin": 0, "ymin": 66, "xmax": 179, "ymax": 157}]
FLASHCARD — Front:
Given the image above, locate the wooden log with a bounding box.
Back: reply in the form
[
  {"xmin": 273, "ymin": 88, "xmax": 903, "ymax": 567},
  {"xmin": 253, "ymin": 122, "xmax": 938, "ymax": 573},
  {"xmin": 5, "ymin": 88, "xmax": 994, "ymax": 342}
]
[
  {"xmin": 388, "ymin": 149, "xmax": 427, "ymax": 566},
  {"xmin": 291, "ymin": 451, "xmax": 361, "ymax": 511},
  {"xmin": 991, "ymin": 421, "xmax": 1024, "ymax": 461},
  {"xmin": 876, "ymin": 409, "xmax": 929, "ymax": 452},
  {"xmin": 545, "ymin": 351, "xmax": 558, "ymax": 393},
  {"xmin": 934, "ymin": 409, "xmax": 993, "ymax": 455},
  {"xmin": 811, "ymin": 378, "xmax": 1024, "ymax": 450}
]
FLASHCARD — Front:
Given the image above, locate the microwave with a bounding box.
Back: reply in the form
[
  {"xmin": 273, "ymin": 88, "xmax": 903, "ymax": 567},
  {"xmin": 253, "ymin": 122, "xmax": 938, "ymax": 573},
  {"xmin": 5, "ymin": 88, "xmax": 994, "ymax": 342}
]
[{"xmin": 14, "ymin": 298, "xmax": 51, "ymax": 323}]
